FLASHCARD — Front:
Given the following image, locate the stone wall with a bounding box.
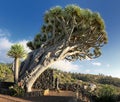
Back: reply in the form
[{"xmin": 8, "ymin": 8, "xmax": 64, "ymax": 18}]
[
  {"xmin": 31, "ymin": 69, "xmax": 91, "ymax": 101},
  {"xmin": 32, "ymin": 69, "xmax": 54, "ymax": 90},
  {"xmin": 0, "ymin": 82, "xmax": 14, "ymax": 95},
  {"xmin": 0, "ymin": 82, "xmax": 14, "ymax": 89}
]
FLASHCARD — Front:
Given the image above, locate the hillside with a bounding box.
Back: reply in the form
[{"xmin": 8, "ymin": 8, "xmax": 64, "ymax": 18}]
[
  {"xmin": 0, "ymin": 63, "xmax": 120, "ymax": 101},
  {"xmin": 0, "ymin": 63, "xmax": 14, "ymax": 82},
  {"xmin": 53, "ymin": 68, "xmax": 120, "ymax": 87},
  {"xmin": 0, "ymin": 63, "xmax": 120, "ymax": 89},
  {"xmin": 0, "ymin": 63, "xmax": 120, "ymax": 92}
]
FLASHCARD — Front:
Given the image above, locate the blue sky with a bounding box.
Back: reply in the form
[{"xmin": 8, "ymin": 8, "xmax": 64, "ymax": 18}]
[{"xmin": 0, "ymin": 0, "xmax": 120, "ymax": 78}]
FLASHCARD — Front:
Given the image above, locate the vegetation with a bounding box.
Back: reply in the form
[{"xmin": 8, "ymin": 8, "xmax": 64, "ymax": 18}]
[
  {"xmin": 19, "ymin": 5, "xmax": 108, "ymax": 92},
  {"xmin": 33, "ymin": 68, "xmax": 120, "ymax": 101},
  {"xmin": 27, "ymin": 5, "xmax": 107, "ymax": 59},
  {"xmin": 55, "ymin": 69, "xmax": 120, "ymax": 89},
  {"xmin": 0, "ymin": 63, "xmax": 119, "ymax": 92},
  {"xmin": 9, "ymin": 84, "xmax": 25, "ymax": 96},
  {"xmin": 0, "ymin": 65, "xmax": 120, "ymax": 101},
  {"xmin": 53, "ymin": 69, "xmax": 120, "ymax": 101},
  {"xmin": 0, "ymin": 63, "xmax": 13, "ymax": 82},
  {"xmin": 96, "ymin": 85, "xmax": 117, "ymax": 102},
  {"xmin": 7, "ymin": 44, "xmax": 26, "ymax": 83}
]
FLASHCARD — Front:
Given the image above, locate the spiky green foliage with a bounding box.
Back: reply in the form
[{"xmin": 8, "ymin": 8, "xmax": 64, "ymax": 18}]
[
  {"xmin": 7, "ymin": 44, "xmax": 26, "ymax": 83},
  {"xmin": 7, "ymin": 44, "xmax": 26, "ymax": 58},
  {"xmin": 27, "ymin": 5, "xmax": 107, "ymax": 60}
]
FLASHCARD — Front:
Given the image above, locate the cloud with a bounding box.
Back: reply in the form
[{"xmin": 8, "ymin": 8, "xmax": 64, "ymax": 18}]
[
  {"xmin": 0, "ymin": 29, "xmax": 31, "ymax": 63},
  {"xmin": 92, "ymin": 62, "xmax": 102, "ymax": 66},
  {"xmin": 0, "ymin": 37, "xmax": 13, "ymax": 63},
  {"xmin": 51, "ymin": 60, "xmax": 81, "ymax": 72},
  {"xmin": 0, "ymin": 38, "xmax": 31, "ymax": 63},
  {"xmin": 0, "ymin": 37, "xmax": 13, "ymax": 50}
]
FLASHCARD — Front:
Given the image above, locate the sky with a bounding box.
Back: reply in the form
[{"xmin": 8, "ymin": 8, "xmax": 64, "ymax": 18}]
[{"xmin": 0, "ymin": 0, "xmax": 120, "ymax": 78}]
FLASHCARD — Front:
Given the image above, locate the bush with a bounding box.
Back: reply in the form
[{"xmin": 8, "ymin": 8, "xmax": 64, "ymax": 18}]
[
  {"xmin": 97, "ymin": 85, "xmax": 117, "ymax": 102},
  {"xmin": 9, "ymin": 84, "xmax": 25, "ymax": 96},
  {"xmin": 0, "ymin": 63, "xmax": 13, "ymax": 82}
]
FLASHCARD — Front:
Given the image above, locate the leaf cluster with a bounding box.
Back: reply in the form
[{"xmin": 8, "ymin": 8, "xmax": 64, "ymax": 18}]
[
  {"xmin": 27, "ymin": 5, "xmax": 108, "ymax": 60},
  {"xmin": 7, "ymin": 44, "xmax": 26, "ymax": 58}
]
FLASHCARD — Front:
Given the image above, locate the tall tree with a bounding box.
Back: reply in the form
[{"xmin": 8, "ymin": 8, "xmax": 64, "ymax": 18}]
[
  {"xmin": 19, "ymin": 5, "xmax": 108, "ymax": 92},
  {"xmin": 7, "ymin": 44, "xmax": 26, "ymax": 84}
]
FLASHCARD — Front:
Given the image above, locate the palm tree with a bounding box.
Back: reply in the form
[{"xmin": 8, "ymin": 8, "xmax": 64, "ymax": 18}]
[{"xmin": 7, "ymin": 44, "xmax": 26, "ymax": 84}]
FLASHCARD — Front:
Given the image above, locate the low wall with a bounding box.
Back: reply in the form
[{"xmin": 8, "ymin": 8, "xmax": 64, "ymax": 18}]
[
  {"xmin": 0, "ymin": 82, "xmax": 14, "ymax": 89},
  {"xmin": 32, "ymin": 69, "xmax": 54, "ymax": 90}
]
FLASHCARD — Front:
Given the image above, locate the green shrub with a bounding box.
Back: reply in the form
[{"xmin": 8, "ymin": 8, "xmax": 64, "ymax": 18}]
[
  {"xmin": 9, "ymin": 84, "xmax": 25, "ymax": 96},
  {"xmin": 0, "ymin": 63, "xmax": 13, "ymax": 82},
  {"xmin": 97, "ymin": 85, "xmax": 117, "ymax": 102}
]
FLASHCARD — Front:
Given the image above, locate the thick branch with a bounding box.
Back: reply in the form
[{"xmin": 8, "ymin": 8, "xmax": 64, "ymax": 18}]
[{"xmin": 62, "ymin": 51, "xmax": 85, "ymax": 59}]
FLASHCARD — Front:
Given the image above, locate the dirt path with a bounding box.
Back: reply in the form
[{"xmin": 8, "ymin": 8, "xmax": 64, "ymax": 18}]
[
  {"xmin": 23, "ymin": 96, "xmax": 77, "ymax": 102},
  {"xmin": 0, "ymin": 94, "xmax": 77, "ymax": 102},
  {"xmin": 0, "ymin": 94, "xmax": 31, "ymax": 102}
]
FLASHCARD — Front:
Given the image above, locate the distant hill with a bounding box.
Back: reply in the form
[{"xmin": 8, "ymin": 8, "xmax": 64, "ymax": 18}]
[
  {"xmin": 53, "ymin": 68, "xmax": 120, "ymax": 87},
  {"xmin": 0, "ymin": 63, "xmax": 120, "ymax": 88},
  {"xmin": 33, "ymin": 68, "xmax": 120, "ymax": 101},
  {"xmin": 0, "ymin": 64, "xmax": 120, "ymax": 101}
]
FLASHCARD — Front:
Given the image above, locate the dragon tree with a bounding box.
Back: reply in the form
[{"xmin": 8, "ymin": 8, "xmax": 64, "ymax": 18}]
[
  {"xmin": 19, "ymin": 5, "xmax": 108, "ymax": 92},
  {"xmin": 7, "ymin": 44, "xmax": 26, "ymax": 84}
]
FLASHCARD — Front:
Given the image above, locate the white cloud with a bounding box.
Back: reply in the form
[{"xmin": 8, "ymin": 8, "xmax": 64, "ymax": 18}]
[
  {"xmin": 0, "ymin": 37, "xmax": 13, "ymax": 63},
  {"xmin": 0, "ymin": 37, "xmax": 13, "ymax": 50},
  {"xmin": 51, "ymin": 60, "xmax": 81, "ymax": 72},
  {"xmin": 92, "ymin": 62, "xmax": 102, "ymax": 66},
  {"xmin": 0, "ymin": 29, "xmax": 31, "ymax": 63}
]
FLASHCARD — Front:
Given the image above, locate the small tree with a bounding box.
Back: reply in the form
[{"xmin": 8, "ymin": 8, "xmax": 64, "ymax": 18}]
[
  {"xmin": 7, "ymin": 44, "xmax": 26, "ymax": 84},
  {"xmin": 19, "ymin": 5, "xmax": 108, "ymax": 92}
]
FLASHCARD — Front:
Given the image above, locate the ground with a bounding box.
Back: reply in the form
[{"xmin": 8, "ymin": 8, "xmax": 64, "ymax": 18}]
[
  {"xmin": 0, "ymin": 94, "xmax": 30, "ymax": 102},
  {"xmin": 0, "ymin": 94, "xmax": 77, "ymax": 102}
]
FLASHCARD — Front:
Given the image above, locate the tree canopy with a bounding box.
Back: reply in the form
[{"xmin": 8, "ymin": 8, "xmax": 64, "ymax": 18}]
[
  {"xmin": 7, "ymin": 44, "xmax": 26, "ymax": 58},
  {"xmin": 27, "ymin": 5, "xmax": 107, "ymax": 61},
  {"xmin": 19, "ymin": 5, "xmax": 108, "ymax": 92}
]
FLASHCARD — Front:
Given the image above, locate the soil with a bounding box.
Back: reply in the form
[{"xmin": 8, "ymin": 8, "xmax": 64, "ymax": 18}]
[
  {"xmin": 0, "ymin": 94, "xmax": 30, "ymax": 102},
  {"xmin": 0, "ymin": 94, "xmax": 77, "ymax": 102}
]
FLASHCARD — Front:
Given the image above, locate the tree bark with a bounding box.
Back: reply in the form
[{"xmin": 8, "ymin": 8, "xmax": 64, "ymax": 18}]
[
  {"xmin": 19, "ymin": 45, "xmax": 62, "ymax": 92},
  {"xmin": 14, "ymin": 58, "xmax": 19, "ymax": 84},
  {"xmin": 26, "ymin": 61, "xmax": 54, "ymax": 92},
  {"xmin": 19, "ymin": 39, "xmax": 84, "ymax": 92}
]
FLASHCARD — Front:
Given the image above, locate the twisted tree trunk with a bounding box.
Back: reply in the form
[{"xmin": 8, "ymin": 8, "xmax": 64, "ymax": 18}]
[{"xmin": 19, "ymin": 41, "xmax": 69, "ymax": 92}]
